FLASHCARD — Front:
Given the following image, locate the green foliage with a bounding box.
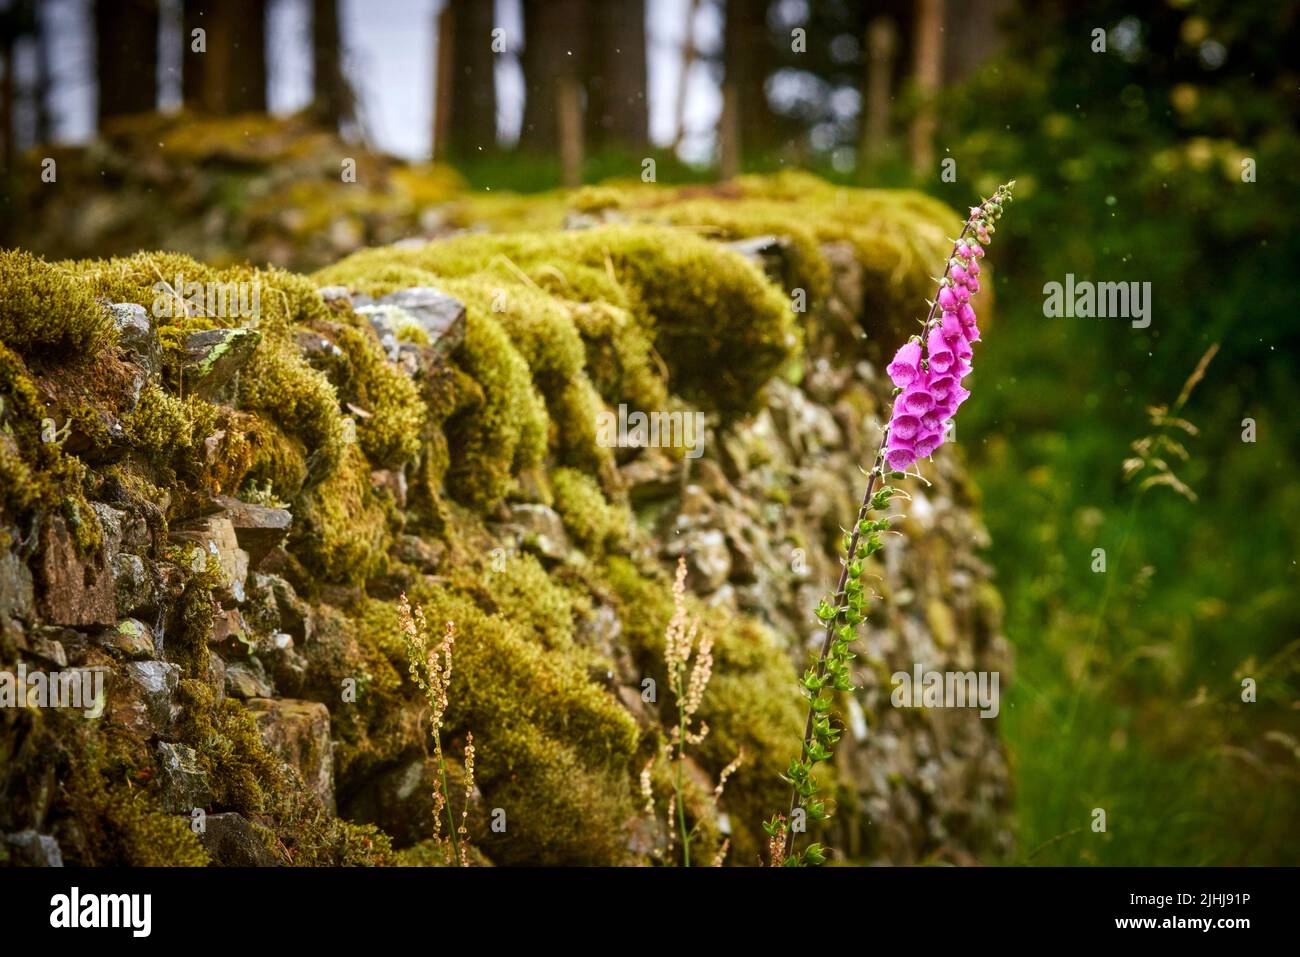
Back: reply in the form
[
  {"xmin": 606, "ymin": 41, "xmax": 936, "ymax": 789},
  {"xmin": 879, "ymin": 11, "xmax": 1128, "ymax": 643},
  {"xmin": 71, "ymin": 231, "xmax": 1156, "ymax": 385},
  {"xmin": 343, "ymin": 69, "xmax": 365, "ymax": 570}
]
[
  {"xmin": 316, "ymin": 224, "xmax": 798, "ymax": 418},
  {"xmin": 0, "ymin": 248, "xmax": 115, "ymax": 358},
  {"xmin": 923, "ymin": 1, "xmax": 1300, "ymax": 864},
  {"xmin": 551, "ymin": 467, "xmax": 629, "ymax": 555}
]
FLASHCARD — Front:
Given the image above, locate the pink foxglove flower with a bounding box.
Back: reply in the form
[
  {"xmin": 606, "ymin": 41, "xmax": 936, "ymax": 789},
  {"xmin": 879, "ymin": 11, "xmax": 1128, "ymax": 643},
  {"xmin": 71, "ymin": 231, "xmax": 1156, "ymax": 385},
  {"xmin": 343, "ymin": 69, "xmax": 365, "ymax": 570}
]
[
  {"xmin": 886, "ymin": 340, "xmax": 923, "ymax": 388},
  {"xmin": 883, "ymin": 183, "xmax": 1014, "ymax": 470}
]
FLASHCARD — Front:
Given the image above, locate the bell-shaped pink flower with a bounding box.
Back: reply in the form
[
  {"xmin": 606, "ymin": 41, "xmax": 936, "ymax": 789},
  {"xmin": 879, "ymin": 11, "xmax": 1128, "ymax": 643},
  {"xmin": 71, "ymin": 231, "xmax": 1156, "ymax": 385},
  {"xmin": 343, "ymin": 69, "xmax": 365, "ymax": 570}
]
[
  {"xmin": 940, "ymin": 311, "xmax": 964, "ymax": 343},
  {"xmin": 937, "ymin": 286, "xmax": 957, "ymax": 311},
  {"xmin": 927, "ymin": 327, "xmax": 955, "ymax": 375},
  {"xmin": 913, "ymin": 431, "xmax": 943, "ymax": 459},
  {"xmin": 886, "ymin": 340, "xmax": 923, "ymax": 388},
  {"xmin": 901, "ymin": 384, "xmax": 935, "ymax": 414},
  {"xmin": 928, "ymin": 374, "xmax": 956, "ymax": 402},
  {"xmin": 885, "ymin": 445, "xmax": 917, "ymax": 471}
]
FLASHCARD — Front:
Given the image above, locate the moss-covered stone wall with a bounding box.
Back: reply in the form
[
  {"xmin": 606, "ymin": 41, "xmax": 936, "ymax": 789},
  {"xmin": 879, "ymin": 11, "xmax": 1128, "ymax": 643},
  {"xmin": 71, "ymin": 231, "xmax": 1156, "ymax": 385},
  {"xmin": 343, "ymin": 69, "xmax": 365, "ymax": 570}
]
[{"xmin": 0, "ymin": 169, "xmax": 1010, "ymax": 866}]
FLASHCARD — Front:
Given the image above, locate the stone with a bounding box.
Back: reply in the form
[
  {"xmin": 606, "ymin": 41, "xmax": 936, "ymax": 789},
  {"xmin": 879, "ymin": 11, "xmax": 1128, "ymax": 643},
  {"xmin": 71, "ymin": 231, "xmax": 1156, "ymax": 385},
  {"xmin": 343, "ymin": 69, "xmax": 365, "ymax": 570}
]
[
  {"xmin": 342, "ymin": 757, "xmax": 437, "ymax": 846},
  {"xmin": 225, "ymin": 658, "xmax": 274, "ymax": 699},
  {"xmin": 211, "ymin": 496, "xmax": 292, "ymax": 567},
  {"xmin": 108, "ymin": 660, "xmax": 179, "ymax": 737},
  {"xmin": 109, "ymin": 302, "xmax": 160, "ymax": 376},
  {"xmin": 723, "ymin": 234, "xmax": 794, "ymax": 286},
  {"xmin": 374, "ymin": 286, "xmax": 467, "ymax": 354},
  {"xmin": 246, "ymin": 698, "xmax": 335, "ymax": 813},
  {"xmin": 198, "ymin": 813, "xmax": 279, "ymax": 867},
  {"xmin": 499, "ymin": 504, "xmax": 571, "ymax": 561},
  {"xmin": 209, "ymin": 608, "xmax": 253, "ymax": 656},
  {"xmin": 370, "ymin": 468, "xmax": 408, "ymax": 508},
  {"xmin": 92, "ymin": 501, "xmax": 150, "ymax": 554},
  {"xmin": 112, "ymin": 552, "xmax": 155, "ymax": 617},
  {"xmin": 155, "ymin": 742, "xmax": 211, "ymax": 813},
  {"xmin": 255, "ymin": 630, "xmax": 308, "ymax": 697},
  {"xmin": 1, "ymin": 830, "xmax": 63, "ymax": 867},
  {"xmin": 25, "ymin": 627, "xmax": 69, "ymax": 667},
  {"xmin": 0, "ymin": 539, "xmax": 35, "ymax": 624},
  {"xmin": 262, "ymin": 574, "xmax": 312, "ymax": 641},
  {"xmin": 181, "ymin": 327, "xmax": 261, "ymax": 401},
  {"xmin": 95, "ymin": 618, "xmax": 155, "ymax": 659},
  {"xmin": 316, "ymin": 285, "xmax": 354, "ymax": 311},
  {"xmin": 169, "ymin": 515, "xmax": 249, "ymax": 604},
  {"xmin": 395, "ymin": 534, "xmax": 445, "ymax": 574},
  {"xmin": 684, "ymin": 529, "xmax": 731, "ymax": 593},
  {"xmin": 620, "ymin": 453, "xmax": 681, "ymax": 505},
  {"xmin": 35, "ymin": 515, "xmax": 116, "ymax": 628}
]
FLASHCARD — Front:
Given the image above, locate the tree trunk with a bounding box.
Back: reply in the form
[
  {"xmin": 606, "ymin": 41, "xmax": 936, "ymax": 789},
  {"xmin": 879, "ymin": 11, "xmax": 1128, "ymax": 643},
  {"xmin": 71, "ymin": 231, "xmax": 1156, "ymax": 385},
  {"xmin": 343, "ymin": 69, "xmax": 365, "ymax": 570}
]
[
  {"xmin": 441, "ymin": 0, "xmax": 498, "ymax": 160},
  {"xmin": 95, "ymin": 0, "xmax": 159, "ymax": 126},
  {"xmin": 311, "ymin": 0, "xmax": 352, "ymax": 130},
  {"xmin": 909, "ymin": 0, "xmax": 943, "ymax": 177},
  {"xmin": 518, "ymin": 0, "xmax": 586, "ymax": 155},
  {"xmin": 585, "ymin": 0, "xmax": 648, "ymax": 155},
  {"xmin": 722, "ymin": 0, "xmax": 774, "ymax": 165},
  {"xmin": 182, "ymin": 0, "xmax": 266, "ymax": 115},
  {"xmin": 861, "ymin": 17, "xmax": 897, "ymax": 165}
]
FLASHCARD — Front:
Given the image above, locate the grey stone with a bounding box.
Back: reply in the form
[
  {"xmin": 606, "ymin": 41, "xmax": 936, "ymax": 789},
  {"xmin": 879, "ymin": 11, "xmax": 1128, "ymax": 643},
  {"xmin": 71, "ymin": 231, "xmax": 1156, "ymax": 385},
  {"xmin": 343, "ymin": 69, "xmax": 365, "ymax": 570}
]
[
  {"xmin": 109, "ymin": 660, "xmax": 179, "ymax": 737},
  {"xmin": 211, "ymin": 496, "xmax": 292, "ymax": 567},
  {"xmin": 2, "ymin": 830, "xmax": 63, "ymax": 867},
  {"xmin": 246, "ymin": 698, "xmax": 335, "ymax": 813},
  {"xmin": 723, "ymin": 234, "xmax": 794, "ymax": 286},
  {"xmin": 182, "ymin": 327, "xmax": 261, "ymax": 401},
  {"xmin": 155, "ymin": 742, "xmax": 211, "ymax": 813},
  {"xmin": 374, "ymin": 286, "xmax": 467, "ymax": 354},
  {"xmin": 500, "ymin": 504, "xmax": 571, "ymax": 561},
  {"xmin": 112, "ymin": 552, "xmax": 155, "ymax": 617},
  {"xmin": 169, "ymin": 515, "xmax": 249, "ymax": 604},
  {"xmin": 225, "ymin": 658, "xmax": 274, "ymax": 699},
  {"xmin": 109, "ymin": 302, "xmax": 161, "ymax": 376},
  {"xmin": 198, "ymin": 813, "xmax": 279, "ymax": 867},
  {"xmin": 0, "ymin": 542, "xmax": 35, "ymax": 624},
  {"xmin": 95, "ymin": 618, "xmax": 155, "ymax": 659},
  {"xmin": 685, "ymin": 529, "xmax": 731, "ymax": 592}
]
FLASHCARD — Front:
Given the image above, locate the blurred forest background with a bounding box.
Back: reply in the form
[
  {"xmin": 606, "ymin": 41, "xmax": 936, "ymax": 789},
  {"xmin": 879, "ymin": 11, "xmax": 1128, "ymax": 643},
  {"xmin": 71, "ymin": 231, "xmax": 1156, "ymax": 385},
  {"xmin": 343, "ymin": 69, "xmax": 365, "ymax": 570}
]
[{"xmin": 1, "ymin": 0, "xmax": 1297, "ymax": 865}]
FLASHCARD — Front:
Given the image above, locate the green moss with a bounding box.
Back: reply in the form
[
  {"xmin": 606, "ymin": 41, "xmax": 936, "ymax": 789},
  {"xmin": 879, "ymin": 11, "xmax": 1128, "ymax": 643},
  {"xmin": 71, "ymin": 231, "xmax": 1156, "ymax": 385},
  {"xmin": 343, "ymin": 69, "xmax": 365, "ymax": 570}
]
[
  {"xmin": 441, "ymin": 307, "xmax": 548, "ymax": 510},
  {"xmin": 551, "ymin": 467, "xmax": 629, "ymax": 555},
  {"xmin": 239, "ymin": 329, "xmax": 345, "ymax": 485},
  {"xmin": 81, "ymin": 780, "xmax": 210, "ymax": 866},
  {"xmin": 125, "ymin": 384, "xmax": 219, "ymax": 471},
  {"xmin": 165, "ymin": 550, "xmax": 222, "ymax": 678},
  {"xmin": 316, "ymin": 317, "xmax": 425, "ymax": 469},
  {"xmin": 391, "ymin": 578, "xmax": 641, "ymax": 865},
  {"xmin": 292, "ymin": 440, "xmax": 392, "ymax": 584},
  {"xmin": 568, "ymin": 299, "xmax": 666, "ymax": 411},
  {"xmin": 641, "ymin": 198, "xmax": 832, "ymax": 305},
  {"xmin": 0, "ymin": 248, "xmax": 116, "ymax": 358},
  {"xmin": 316, "ymin": 224, "xmax": 797, "ymax": 418},
  {"xmin": 481, "ymin": 552, "xmax": 578, "ymax": 651},
  {"xmin": 0, "ymin": 342, "xmax": 102, "ymax": 553}
]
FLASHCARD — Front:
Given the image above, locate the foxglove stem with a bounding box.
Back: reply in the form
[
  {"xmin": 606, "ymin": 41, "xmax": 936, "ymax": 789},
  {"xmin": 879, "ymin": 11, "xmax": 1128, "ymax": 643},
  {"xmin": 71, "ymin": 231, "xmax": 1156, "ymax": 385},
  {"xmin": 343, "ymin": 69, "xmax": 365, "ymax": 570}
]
[{"xmin": 781, "ymin": 182, "xmax": 1015, "ymax": 861}]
